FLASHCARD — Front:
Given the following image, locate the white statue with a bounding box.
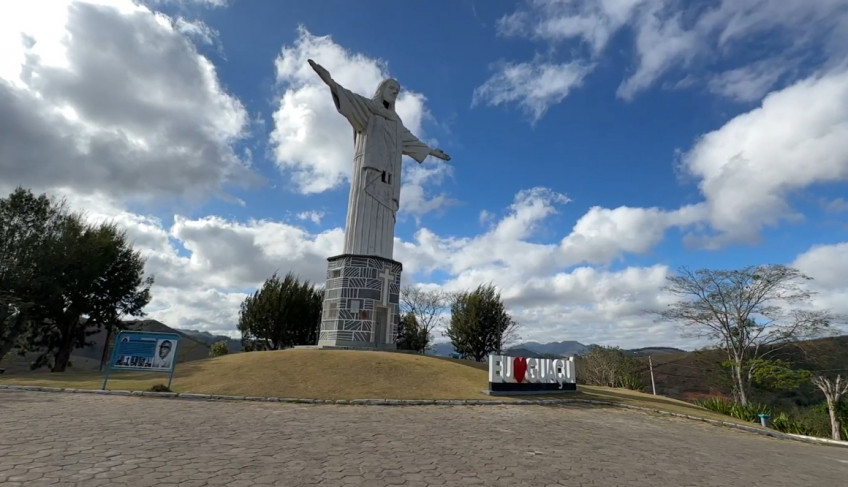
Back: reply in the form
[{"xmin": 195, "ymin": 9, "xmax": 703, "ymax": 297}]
[{"xmin": 309, "ymin": 59, "xmax": 451, "ymax": 260}]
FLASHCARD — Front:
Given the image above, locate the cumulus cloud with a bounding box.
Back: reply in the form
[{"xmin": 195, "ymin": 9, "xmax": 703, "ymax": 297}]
[
  {"xmin": 792, "ymin": 242, "xmax": 848, "ymax": 325},
  {"xmin": 559, "ymin": 204, "xmax": 704, "ymax": 265},
  {"xmin": 68, "ymin": 194, "xmax": 343, "ymax": 335},
  {"xmin": 793, "ymin": 242, "xmax": 848, "ymax": 293},
  {"xmin": 0, "ymin": 0, "xmax": 258, "ymax": 202},
  {"xmin": 170, "ymin": 215, "xmax": 342, "ymax": 289},
  {"xmin": 680, "ymin": 69, "xmax": 848, "ymax": 245},
  {"xmin": 269, "ymin": 26, "xmax": 452, "ymax": 220}
]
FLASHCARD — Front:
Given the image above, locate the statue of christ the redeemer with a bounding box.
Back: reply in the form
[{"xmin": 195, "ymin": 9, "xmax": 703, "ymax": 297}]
[
  {"xmin": 308, "ymin": 59, "xmax": 451, "ymax": 349},
  {"xmin": 308, "ymin": 59, "xmax": 451, "ymax": 260}
]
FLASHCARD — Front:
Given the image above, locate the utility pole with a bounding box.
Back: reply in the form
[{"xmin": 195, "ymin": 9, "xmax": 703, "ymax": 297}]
[{"xmin": 649, "ymin": 355, "xmax": 657, "ymax": 395}]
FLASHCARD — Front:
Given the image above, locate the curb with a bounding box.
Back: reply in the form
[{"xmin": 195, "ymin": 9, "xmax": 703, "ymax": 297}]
[{"xmin": 2, "ymin": 384, "xmax": 846, "ymax": 448}]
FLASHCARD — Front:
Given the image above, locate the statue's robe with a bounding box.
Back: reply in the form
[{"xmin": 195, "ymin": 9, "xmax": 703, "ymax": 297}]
[{"xmin": 330, "ymin": 82, "xmax": 431, "ymax": 260}]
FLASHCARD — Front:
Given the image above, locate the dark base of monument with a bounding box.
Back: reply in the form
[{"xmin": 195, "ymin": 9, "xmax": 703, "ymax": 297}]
[{"xmin": 485, "ymin": 383, "xmax": 578, "ymax": 395}]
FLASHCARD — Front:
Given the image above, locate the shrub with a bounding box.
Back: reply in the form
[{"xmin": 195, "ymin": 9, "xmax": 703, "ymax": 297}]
[
  {"xmin": 210, "ymin": 341, "xmax": 229, "ymax": 358},
  {"xmin": 696, "ymin": 396, "xmax": 735, "ymax": 415},
  {"xmin": 148, "ymin": 384, "xmax": 171, "ymax": 392},
  {"xmin": 696, "ymin": 396, "xmax": 771, "ymax": 423},
  {"xmin": 770, "ymin": 412, "xmax": 817, "ymax": 436}
]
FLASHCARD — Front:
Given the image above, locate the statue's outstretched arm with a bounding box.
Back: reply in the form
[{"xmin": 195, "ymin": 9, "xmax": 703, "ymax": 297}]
[
  {"xmin": 308, "ymin": 59, "xmax": 335, "ymax": 87},
  {"xmin": 429, "ymin": 148, "xmax": 451, "ymax": 161}
]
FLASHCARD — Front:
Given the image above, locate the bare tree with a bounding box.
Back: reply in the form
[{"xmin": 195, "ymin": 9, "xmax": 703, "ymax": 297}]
[
  {"xmin": 812, "ymin": 375, "xmax": 848, "ymax": 440},
  {"xmin": 399, "ymin": 285, "xmax": 449, "ymax": 354},
  {"xmin": 658, "ymin": 265, "xmax": 833, "ymax": 405},
  {"xmin": 578, "ymin": 345, "xmax": 643, "ymax": 390}
]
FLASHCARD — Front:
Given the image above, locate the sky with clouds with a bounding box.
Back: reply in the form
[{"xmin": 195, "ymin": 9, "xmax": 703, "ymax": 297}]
[{"xmin": 2, "ymin": 0, "xmax": 847, "ymax": 349}]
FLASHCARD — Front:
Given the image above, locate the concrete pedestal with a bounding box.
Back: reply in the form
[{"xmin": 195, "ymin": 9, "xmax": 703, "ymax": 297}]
[{"xmin": 317, "ymin": 254, "xmax": 401, "ymax": 349}]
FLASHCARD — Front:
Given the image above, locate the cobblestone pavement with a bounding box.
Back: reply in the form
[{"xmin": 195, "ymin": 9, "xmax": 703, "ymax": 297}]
[{"xmin": 2, "ymin": 390, "xmax": 847, "ymax": 486}]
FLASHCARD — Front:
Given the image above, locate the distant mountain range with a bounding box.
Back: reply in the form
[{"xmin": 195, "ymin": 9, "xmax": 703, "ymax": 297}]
[
  {"xmin": 179, "ymin": 328, "xmax": 242, "ymax": 353},
  {"xmin": 427, "ymin": 341, "xmax": 684, "ymax": 358}
]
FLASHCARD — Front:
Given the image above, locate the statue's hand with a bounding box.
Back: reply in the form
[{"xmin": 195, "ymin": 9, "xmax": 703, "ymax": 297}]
[
  {"xmin": 430, "ymin": 148, "xmax": 451, "ymax": 161},
  {"xmin": 308, "ymin": 59, "xmax": 333, "ymax": 85}
]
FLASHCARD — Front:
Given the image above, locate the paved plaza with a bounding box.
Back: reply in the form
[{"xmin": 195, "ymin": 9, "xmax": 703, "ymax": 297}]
[{"xmin": 1, "ymin": 390, "xmax": 847, "ymax": 486}]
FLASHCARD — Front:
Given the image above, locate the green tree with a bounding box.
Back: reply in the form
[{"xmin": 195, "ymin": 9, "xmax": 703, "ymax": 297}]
[
  {"xmin": 238, "ymin": 272, "xmax": 323, "ymax": 350},
  {"xmin": 0, "ymin": 188, "xmax": 68, "ymax": 360},
  {"xmin": 748, "ymin": 358, "xmax": 813, "ymax": 392},
  {"xmin": 444, "ymin": 284, "xmax": 518, "ymax": 362},
  {"xmin": 658, "ymin": 265, "xmax": 832, "ymax": 405},
  {"xmin": 22, "ymin": 218, "xmax": 152, "ymax": 371},
  {"xmin": 396, "ymin": 312, "xmax": 428, "ymax": 353},
  {"xmin": 1, "ymin": 188, "xmax": 152, "ymax": 371},
  {"xmin": 209, "ymin": 341, "xmax": 229, "ymax": 358}
]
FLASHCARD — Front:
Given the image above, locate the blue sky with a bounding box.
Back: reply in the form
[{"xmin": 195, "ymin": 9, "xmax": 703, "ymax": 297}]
[{"xmin": 2, "ymin": 0, "xmax": 847, "ymax": 348}]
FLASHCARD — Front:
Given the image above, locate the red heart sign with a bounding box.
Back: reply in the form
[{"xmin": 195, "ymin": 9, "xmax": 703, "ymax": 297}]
[{"xmin": 513, "ymin": 357, "xmax": 527, "ymax": 383}]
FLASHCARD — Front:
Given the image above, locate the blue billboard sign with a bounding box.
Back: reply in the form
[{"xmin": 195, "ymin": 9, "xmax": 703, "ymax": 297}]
[{"xmin": 102, "ymin": 330, "xmax": 181, "ymax": 390}]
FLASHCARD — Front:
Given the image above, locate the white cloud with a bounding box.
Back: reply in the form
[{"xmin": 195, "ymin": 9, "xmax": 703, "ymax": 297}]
[
  {"xmin": 479, "ymin": 210, "xmax": 495, "ymax": 226},
  {"xmin": 680, "ymin": 69, "xmax": 848, "ymax": 244},
  {"xmin": 297, "ymin": 210, "xmax": 325, "ymax": 224},
  {"xmin": 399, "ymin": 161, "xmax": 458, "ymax": 221},
  {"xmin": 615, "ymin": 2, "xmax": 698, "ymax": 100},
  {"xmin": 473, "ymin": 60, "xmax": 593, "ymax": 123},
  {"xmin": 708, "ymin": 59, "xmax": 788, "ymax": 103},
  {"xmin": 69, "ymin": 197, "xmax": 343, "ymax": 335},
  {"xmin": 792, "ymin": 242, "xmax": 848, "ymax": 326},
  {"xmin": 270, "ymin": 25, "xmax": 448, "ymax": 213},
  {"xmin": 170, "ymin": 215, "xmax": 342, "ymax": 289},
  {"xmin": 793, "ymin": 242, "xmax": 848, "ymax": 292},
  {"xmin": 142, "ymin": 0, "xmax": 228, "ymax": 8},
  {"xmin": 173, "ymin": 17, "xmax": 218, "ymax": 46},
  {"xmin": 498, "ymin": 0, "xmax": 646, "ymax": 55},
  {"xmin": 559, "ymin": 204, "xmax": 704, "ymax": 265},
  {"xmin": 824, "ymin": 197, "xmax": 848, "ymax": 213},
  {"xmin": 397, "ymin": 187, "xmax": 572, "ymax": 279},
  {"xmin": 502, "ymin": 265, "xmax": 690, "ymax": 347},
  {"xmin": 0, "ymin": 0, "xmax": 258, "ymax": 202},
  {"xmin": 483, "ymin": 0, "xmax": 848, "ymax": 116}
]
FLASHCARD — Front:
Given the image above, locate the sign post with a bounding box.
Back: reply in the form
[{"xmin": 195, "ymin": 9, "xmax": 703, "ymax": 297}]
[{"xmin": 102, "ymin": 330, "xmax": 181, "ymax": 390}]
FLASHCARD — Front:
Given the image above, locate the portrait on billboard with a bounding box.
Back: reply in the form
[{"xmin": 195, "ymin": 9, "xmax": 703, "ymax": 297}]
[{"xmin": 152, "ymin": 339, "xmax": 174, "ymax": 369}]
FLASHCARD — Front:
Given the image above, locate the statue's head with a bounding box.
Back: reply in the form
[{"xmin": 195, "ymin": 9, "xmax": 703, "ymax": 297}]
[{"xmin": 373, "ymin": 78, "xmax": 400, "ymax": 110}]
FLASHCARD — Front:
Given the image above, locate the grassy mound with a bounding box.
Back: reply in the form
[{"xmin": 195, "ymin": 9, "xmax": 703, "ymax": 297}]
[{"xmin": 1, "ymin": 350, "xmax": 496, "ymax": 400}]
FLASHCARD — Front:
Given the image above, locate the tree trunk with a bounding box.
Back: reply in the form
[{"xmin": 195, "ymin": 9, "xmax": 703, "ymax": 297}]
[
  {"xmin": 827, "ymin": 399, "xmax": 843, "ymax": 441},
  {"xmin": 732, "ymin": 364, "xmax": 749, "ymax": 406},
  {"xmin": 52, "ymin": 346, "xmax": 71, "ymax": 372}
]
